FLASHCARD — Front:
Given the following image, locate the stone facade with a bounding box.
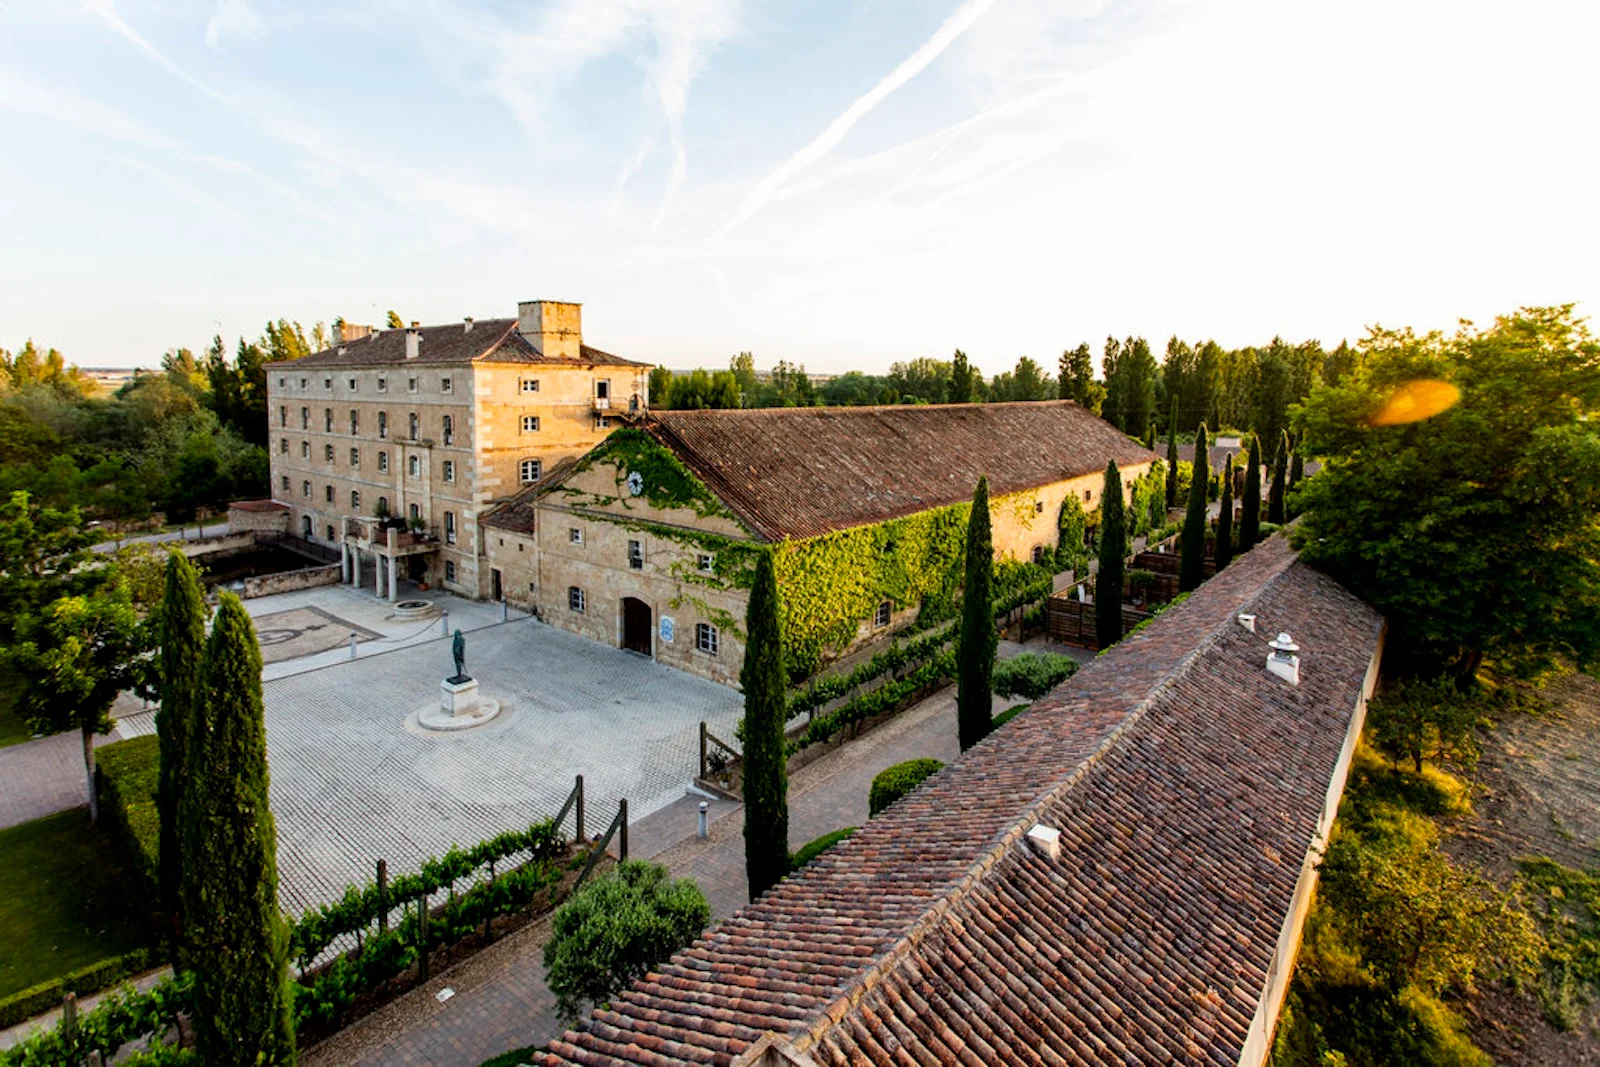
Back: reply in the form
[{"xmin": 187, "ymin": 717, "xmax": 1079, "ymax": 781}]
[{"xmin": 227, "ymin": 499, "xmax": 290, "ymax": 534}]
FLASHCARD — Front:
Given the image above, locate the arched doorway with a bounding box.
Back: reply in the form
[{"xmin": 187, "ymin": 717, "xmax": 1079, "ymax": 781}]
[{"xmin": 621, "ymin": 597, "xmax": 652, "ymax": 657}]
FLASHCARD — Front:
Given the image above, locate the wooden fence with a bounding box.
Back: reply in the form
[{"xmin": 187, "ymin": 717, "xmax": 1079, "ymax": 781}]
[{"xmin": 1045, "ymin": 589, "xmax": 1152, "ymax": 650}]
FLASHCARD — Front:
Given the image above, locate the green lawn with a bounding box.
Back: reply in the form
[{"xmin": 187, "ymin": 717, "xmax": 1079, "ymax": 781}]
[{"xmin": 0, "ymin": 809, "xmax": 160, "ymax": 998}]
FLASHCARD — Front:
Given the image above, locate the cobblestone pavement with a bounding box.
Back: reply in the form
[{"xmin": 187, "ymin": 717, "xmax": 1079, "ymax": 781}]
[{"xmin": 263, "ymin": 616, "xmax": 741, "ymax": 917}]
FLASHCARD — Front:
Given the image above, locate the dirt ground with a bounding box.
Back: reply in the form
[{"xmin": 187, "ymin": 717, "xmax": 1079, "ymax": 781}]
[{"xmin": 1445, "ymin": 673, "xmax": 1600, "ymax": 1063}]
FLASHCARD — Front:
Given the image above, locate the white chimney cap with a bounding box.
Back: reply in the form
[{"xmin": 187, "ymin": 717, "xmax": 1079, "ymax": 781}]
[
  {"xmin": 1026, "ymin": 823, "xmax": 1061, "ymax": 861},
  {"xmin": 1238, "ymin": 613, "xmax": 1257, "ymax": 633},
  {"xmin": 1268, "ymin": 632, "xmax": 1299, "ymax": 654}
]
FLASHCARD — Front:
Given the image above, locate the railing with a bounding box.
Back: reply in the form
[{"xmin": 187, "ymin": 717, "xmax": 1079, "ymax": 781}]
[
  {"xmin": 257, "ymin": 530, "xmax": 340, "ymax": 564},
  {"xmin": 574, "ymin": 798, "xmax": 628, "ymax": 891},
  {"xmin": 699, "ymin": 721, "xmax": 741, "ymax": 780}
]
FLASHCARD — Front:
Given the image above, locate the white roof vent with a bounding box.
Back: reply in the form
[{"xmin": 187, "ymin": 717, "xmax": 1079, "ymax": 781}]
[
  {"xmin": 1026, "ymin": 823, "xmax": 1061, "ymax": 861},
  {"xmin": 404, "ymin": 327, "xmax": 422, "ymax": 361},
  {"xmin": 463, "ymin": 316, "xmax": 474, "ymax": 333},
  {"xmin": 1238, "ymin": 613, "xmax": 1257, "ymax": 633},
  {"xmin": 1267, "ymin": 632, "xmax": 1300, "ymax": 686}
]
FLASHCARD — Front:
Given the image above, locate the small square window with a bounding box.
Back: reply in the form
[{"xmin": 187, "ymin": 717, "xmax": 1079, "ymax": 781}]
[
  {"xmin": 520, "ymin": 458, "xmax": 541, "ymax": 483},
  {"xmin": 697, "ymin": 553, "xmax": 715, "ymax": 574},
  {"xmin": 443, "ymin": 460, "xmax": 455, "ymax": 483},
  {"xmin": 446, "ymin": 560, "xmax": 457, "ymax": 582},
  {"xmin": 324, "ymin": 378, "xmax": 332, "ymax": 390},
  {"xmin": 521, "ymin": 378, "xmax": 540, "ymax": 393},
  {"xmin": 1084, "ymin": 489, "xmax": 1092, "ymax": 502},
  {"xmin": 696, "ymin": 623, "xmax": 719, "ymax": 655},
  {"xmin": 595, "ymin": 415, "xmax": 612, "ymax": 430},
  {"xmin": 628, "ymin": 540, "xmax": 643, "ymax": 570},
  {"xmin": 378, "ymin": 376, "xmax": 388, "ymax": 392},
  {"xmin": 299, "ymin": 377, "xmax": 307, "ymax": 389},
  {"xmin": 569, "ymin": 527, "xmax": 583, "ymax": 545},
  {"xmin": 1035, "ymin": 500, "xmax": 1045, "ymax": 515},
  {"xmin": 348, "ymin": 377, "xmax": 357, "ymax": 391},
  {"xmin": 278, "ymin": 376, "xmax": 285, "ymax": 388},
  {"xmin": 874, "ymin": 601, "xmax": 892, "ymax": 628},
  {"xmin": 408, "ymin": 377, "xmax": 418, "ymax": 393},
  {"xmin": 441, "ymin": 376, "xmax": 452, "ymax": 393},
  {"xmin": 568, "ymin": 586, "xmax": 585, "ymax": 613},
  {"xmin": 522, "ymin": 415, "xmax": 541, "ymax": 432}
]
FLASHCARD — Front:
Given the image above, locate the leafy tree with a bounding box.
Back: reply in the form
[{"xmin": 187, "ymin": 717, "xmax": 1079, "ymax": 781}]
[
  {"xmin": 187, "ymin": 593, "xmax": 295, "ymax": 1066},
  {"xmin": 1103, "ymin": 336, "xmax": 1157, "ymax": 434},
  {"xmin": 1295, "ymin": 307, "xmax": 1600, "ymax": 677},
  {"xmin": 1055, "ymin": 493, "xmax": 1089, "ymax": 577},
  {"xmin": 1002, "ymin": 356, "xmax": 1054, "ymax": 402},
  {"xmin": 1164, "ymin": 401, "xmax": 1180, "ymax": 510},
  {"xmin": 1288, "ymin": 440, "xmax": 1305, "ymax": 492},
  {"xmin": 385, "ymin": 310, "xmax": 405, "ymax": 330},
  {"xmin": 958, "ymin": 477, "xmax": 996, "ymax": 751},
  {"xmin": 1267, "ymin": 431, "xmax": 1288, "ymax": 524},
  {"xmin": 1179, "ymin": 425, "xmax": 1210, "ymax": 593},
  {"xmin": 1095, "ymin": 461, "xmax": 1127, "ymax": 649},
  {"xmin": 950, "ymin": 349, "xmax": 976, "ymax": 404},
  {"xmin": 156, "ymin": 552, "xmax": 206, "ymax": 941},
  {"xmin": 1215, "ymin": 454, "xmax": 1235, "ymax": 571},
  {"xmin": 1239, "ymin": 435, "xmax": 1262, "ymax": 552},
  {"xmin": 729, "ymin": 352, "xmax": 759, "ymax": 404},
  {"xmin": 1368, "ymin": 678, "xmax": 1485, "ymax": 774},
  {"xmin": 1058, "ymin": 343, "xmax": 1104, "ymax": 414},
  {"xmin": 544, "ymin": 860, "xmax": 710, "ymax": 1023},
  {"xmin": 887, "ymin": 357, "xmax": 951, "ymax": 404},
  {"xmin": 741, "ymin": 550, "xmax": 789, "ymax": 900},
  {"xmin": 0, "ymin": 490, "xmax": 97, "ymax": 645}
]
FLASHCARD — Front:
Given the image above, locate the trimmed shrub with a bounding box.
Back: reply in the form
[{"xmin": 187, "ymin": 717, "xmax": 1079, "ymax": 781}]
[
  {"xmin": 544, "ymin": 860, "xmax": 710, "ymax": 1024},
  {"xmin": 0, "ymin": 947, "xmax": 158, "ymax": 1030},
  {"xmin": 992, "ymin": 704, "xmax": 1031, "ymax": 728},
  {"xmin": 96, "ymin": 735, "xmax": 160, "ymax": 900},
  {"xmin": 991, "ymin": 653, "xmax": 1079, "ymax": 700},
  {"xmin": 789, "ymin": 828, "xmax": 858, "ymax": 871},
  {"xmin": 869, "ymin": 759, "xmax": 945, "ymax": 817}
]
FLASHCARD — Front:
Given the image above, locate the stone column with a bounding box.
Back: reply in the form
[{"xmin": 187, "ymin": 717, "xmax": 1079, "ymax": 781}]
[
  {"xmin": 352, "ymin": 548, "xmax": 361, "ymax": 590},
  {"xmin": 387, "ymin": 528, "xmax": 400, "ymax": 602},
  {"xmin": 340, "ymin": 542, "xmax": 351, "ymax": 584}
]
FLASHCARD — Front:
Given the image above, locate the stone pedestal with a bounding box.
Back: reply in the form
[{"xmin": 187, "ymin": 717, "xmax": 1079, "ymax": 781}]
[{"xmin": 441, "ymin": 676, "xmax": 479, "ymax": 718}]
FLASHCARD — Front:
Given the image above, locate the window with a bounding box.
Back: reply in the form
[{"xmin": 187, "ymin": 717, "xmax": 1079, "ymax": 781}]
[
  {"xmin": 350, "ymin": 447, "xmax": 360, "ymax": 467},
  {"xmin": 697, "ymin": 553, "xmax": 715, "ymax": 573},
  {"xmin": 278, "ymin": 376, "xmax": 285, "ymax": 388},
  {"xmin": 569, "ymin": 527, "xmax": 583, "ymax": 545},
  {"xmin": 280, "ymin": 475, "xmax": 289, "ymax": 490},
  {"xmin": 301, "ymin": 440, "xmax": 310, "ymax": 458},
  {"xmin": 407, "ymin": 376, "xmax": 418, "ymax": 393},
  {"xmin": 409, "ymin": 502, "xmax": 420, "ymax": 522},
  {"xmin": 628, "ymin": 540, "xmax": 643, "ymax": 570},
  {"xmin": 299, "ymin": 377, "xmax": 307, "ymax": 389},
  {"xmin": 443, "ymin": 460, "xmax": 455, "ymax": 483},
  {"xmin": 325, "ymin": 443, "xmax": 335, "ymax": 462},
  {"xmin": 568, "ymin": 586, "xmax": 585, "ymax": 613},
  {"xmin": 441, "ymin": 376, "xmax": 452, "ymax": 393},
  {"xmin": 279, "ymin": 438, "xmax": 288, "ymax": 454},
  {"xmin": 349, "ymin": 410, "xmax": 359, "ymax": 434},
  {"xmin": 408, "ymin": 412, "xmax": 418, "ymax": 440},
  {"xmin": 442, "ymin": 414, "xmax": 453, "ymax": 446},
  {"xmin": 378, "ymin": 451, "xmax": 388, "ymax": 472},
  {"xmin": 377, "ymin": 495, "xmax": 388, "ymax": 515},
  {"xmin": 325, "ymin": 484, "xmax": 334, "ymax": 503},
  {"xmin": 521, "ymin": 415, "xmax": 540, "ymax": 432},
  {"xmin": 300, "ymin": 407, "xmax": 309, "ymax": 429},
  {"xmin": 1084, "ymin": 489, "xmax": 1092, "ymax": 502},
  {"xmin": 595, "ymin": 415, "xmax": 612, "ymax": 430},
  {"xmin": 444, "ymin": 511, "xmax": 456, "ymax": 544},
  {"xmin": 351, "ymin": 489, "xmax": 361, "ymax": 510},
  {"xmin": 1035, "ymin": 500, "xmax": 1045, "ymax": 515},
  {"xmin": 874, "ymin": 601, "xmax": 892, "ymax": 628},
  {"xmin": 348, "ymin": 377, "xmax": 357, "ymax": 391},
  {"xmin": 520, "ymin": 458, "xmax": 541, "ymax": 483},
  {"xmin": 596, "ymin": 379, "xmax": 611, "ymax": 400},
  {"xmin": 279, "ymin": 405, "xmax": 287, "ymax": 427},
  {"xmin": 1031, "ymin": 545, "xmax": 1047, "ymax": 565},
  {"xmin": 326, "ymin": 524, "xmax": 335, "ymax": 541},
  {"xmin": 302, "ymin": 480, "xmax": 311, "ymax": 497},
  {"xmin": 696, "ymin": 623, "xmax": 719, "ymax": 655},
  {"xmin": 408, "ymin": 455, "xmax": 420, "ymax": 477},
  {"xmin": 324, "ymin": 377, "xmax": 332, "ymax": 391},
  {"xmin": 378, "ymin": 411, "xmax": 387, "ymax": 439},
  {"xmin": 378, "ymin": 376, "xmax": 388, "ymax": 393},
  {"xmin": 520, "ymin": 378, "xmax": 540, "ymax": 393},
  {"xmin": 445, "ymin": 560, "xmax": 457, "ymax": 582},
  {"xmin": 324, "ymin": 408, "xmax": 333, "ymax": 432}
]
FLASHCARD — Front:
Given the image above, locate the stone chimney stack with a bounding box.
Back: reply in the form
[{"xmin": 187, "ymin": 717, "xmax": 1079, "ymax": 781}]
[
  {"xmin": 404, "ymin": 324, "xmax": 422, "ymax": 361},
  {"xmin": 517, "ymin": 300, "xmax": 583, "ymax": 360}
]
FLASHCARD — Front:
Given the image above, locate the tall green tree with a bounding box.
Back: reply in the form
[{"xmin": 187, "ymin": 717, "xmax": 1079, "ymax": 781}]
[
  {"xmin": 1215, "ymin": 454, "xmax": 1235, "ymax": 571},
  {"xmin": 1294, "ymin": 306, "xmax": 1600, "ymax": 678},
  {"xmin": 385, "ymin": 310, "xmax": 405, "ymax": 330},
  {"xmin": 156, "ymin": 552, "xmax": 206, "ymax": 939},
  {"xmin": 1239, "ymin": 435, "xmax": 1262, "ymax": 552},
  {"xmin": 958, "ymin": 477, "xmax": 997, "ymax": 751},
  {"xmin": 1055, "ymin": 493, "xmax": 1089, "ymax": 578},
  {"xmin": 1104, "ymin": 337, "xmax": 1157, "ymax": 434},
  {"xmin": 188, "ymin": 593, "xmax": 295, "ymax": 1066},
  {"xmin": 1095, "ymin": 462, "xmax": 1127, "ymax": 649},
  {"xmin": 741, "ymin": 550, "xmax": 790, "ymax": 900},
  {"xmin": 1288, "ymin": 440, "xmax": 1305, "ymax": 491},
  {"xmin": 1164, "ymin": 400, "xmax": 1180, "ymax": 510},
  {"xmin": 1267, "ymin": 431, "xmax": 1288, "ymax": 524},
  {"xmin": 1142, "ymin": 422, "xmax": 1156, "ymax": 451},
  {"xmin": 0, "ymin": 491, "xmax": 97, "ymax": 646},
  {"xmin": 1058, "ymin": 343, "xmax": 1105, "ymax": 415},
  {"xmin": 1179, "ymin": 425, "xmax": 1210, "ymax": 592},
  {"xmin": 949, "ymin": 349, "xmax": 976, "ymax": 404}
]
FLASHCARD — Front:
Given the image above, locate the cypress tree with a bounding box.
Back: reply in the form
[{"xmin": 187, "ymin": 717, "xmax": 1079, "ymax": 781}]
[
  {"xmin": 1215, "ymin": 454, "xmax": 1235, "ymax": 572},
  {"xmin": 1142, "ymin": 422, "xmax": 1156, "ymax": 451},
  {"xmin": 1164, "ymin": 399, "xmax": 1180, "ymax": 511},
  {"xmin": 1239, "ymin": 435, "xmax": 1262, "ymax": 552},
  {"xmin": 188, "ymin": 593, "xmax": 295, "ymax": 1067},
  {"xmin": 1179, "ymin": 424, "xmax": 1210, "ymax": 593},
  {"xmin": 957, "ymin": 477, "xmax": 997, "ymax": 752},
  {"xmin": 1288, "ymin": 440, "xmax": 1305, "ymax": 491},
  {"xmin": 1268, "ymin": 430, "xmax": 1288, "ymax": 524},
  {"xmin": 741, "ymin": 550, "xmax": 789, "ymax": 901},
  {"xmin": 1095, "ymin": 461, "xmax": 1127, "ymax": 649},
  {"xmin": 157, "ymin": 551, "xmax": 205, "ymax": 950}
]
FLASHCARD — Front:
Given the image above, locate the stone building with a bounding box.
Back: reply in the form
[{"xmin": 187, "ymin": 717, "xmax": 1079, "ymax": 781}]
[
  {"xmin": 262, "ymin": 301, "xmax": 651, "ymax": 599},
  {"xmin": 483, "ymin": 401, "xmax": 1156, "ymax": 686}
]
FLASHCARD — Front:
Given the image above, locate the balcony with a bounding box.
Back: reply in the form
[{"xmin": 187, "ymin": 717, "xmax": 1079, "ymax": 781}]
[{"xmin": 593, "ymin": 396, "xmax": 611, "ymax": 411}]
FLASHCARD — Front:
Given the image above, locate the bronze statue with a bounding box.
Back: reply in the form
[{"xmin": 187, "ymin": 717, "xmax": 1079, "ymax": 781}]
[{"xmin": 451, "ymin": 628, "xmax": 467, "ymax": 680}]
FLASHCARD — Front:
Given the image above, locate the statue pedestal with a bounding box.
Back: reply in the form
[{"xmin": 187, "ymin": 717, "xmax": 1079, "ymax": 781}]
[{"xmin": 441, "ymin": 676, "xmax": 479, "ymax": 718}]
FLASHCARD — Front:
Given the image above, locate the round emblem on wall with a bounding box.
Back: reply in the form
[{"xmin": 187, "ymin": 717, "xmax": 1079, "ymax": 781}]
[
  {"xmin": 660, "ymin": 616, "xmax": 675, "ymax": 642},
  {"xmin": 626, "ymin": 471, "xmax": 644, "ymax": 497}
]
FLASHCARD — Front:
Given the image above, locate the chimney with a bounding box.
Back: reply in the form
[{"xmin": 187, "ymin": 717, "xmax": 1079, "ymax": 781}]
[
  {"xmin": 405, "ymin": 326, "xmax": 422, "ymax": 361},
  {"xmin": 1266, "ymin": 632, "xmax": 1301, "ymax": 686},
  {"xmin": 337, "ymin": 345, "xmax": 347, "ymax": 357},
  {"xmin": 1025, "ymin": 823, "xmax": 1061, "ymax": 861},
  {"xmin": 463, "ymin": 316, "xmax": 474, "ymax": 333},
  {"xmin": 1238, "ymin": 613, "xmax": 1257, "ymax": 634},
  {"xmin": 517, "ymin": 300, "xmax": 583, "ymax": 360}
]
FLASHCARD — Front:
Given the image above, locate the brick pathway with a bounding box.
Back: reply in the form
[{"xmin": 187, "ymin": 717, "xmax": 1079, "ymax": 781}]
[
  {"xmin": 304, "ymin": 683, "xmax": 998, "ymax": 1066},
  {"xmin": 0, "ymin": 694, "xmax": 151, "ymax": 831}
]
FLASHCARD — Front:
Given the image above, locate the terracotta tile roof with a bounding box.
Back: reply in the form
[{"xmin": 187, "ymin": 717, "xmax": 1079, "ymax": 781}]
[
  {"xmin": 482, "ymin": 458, "xmax": 581, "ymax": 533},
  {"xmin": 649, "ymin": 402, "xmax": 1157, "ymax": 542},
  {"xmin": 267, "ymin": 318, "xmax": 648, "ymax": 370},
  {"xmin": 227, "ymin": 499, "xmax": 288, "ymax": 513},
  {"xmin": 543, "ymin": 535, "xmax": 1383, "ymax": 1067}
]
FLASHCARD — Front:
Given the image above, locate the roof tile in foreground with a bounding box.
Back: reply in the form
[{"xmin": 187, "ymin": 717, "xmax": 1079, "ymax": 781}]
[
  {"xmin": 543, "ymin": 536, "xmax": 1383, "ymax": 1066},
  {"xmin": 649, "ymin": 402, "xmax": 1157, "ymax": 542}
]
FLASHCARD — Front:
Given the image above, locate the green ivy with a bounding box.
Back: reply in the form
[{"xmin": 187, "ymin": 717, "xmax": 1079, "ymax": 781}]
[{"xmin": 571, "ymin": 429, "xmax": 738, "ymax": 521}]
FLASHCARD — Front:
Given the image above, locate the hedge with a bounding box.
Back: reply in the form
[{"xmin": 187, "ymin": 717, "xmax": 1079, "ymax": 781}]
[
  {"xmin": 869, "ymin": 759, "xmax": 945, "ymax": 817},
  {"xmin": 789, "ymin": 828, "xmax": 857, "ymax": 871},
  {"xmin": 991, "ymin": 653, "xmax": 1079, "ymax": 701},
  {"xmin": 992, "ymin": 704, "xmax": 1031, "ymax": 728},
  {"xmin": 0, "ymin": 970, "xmax": 194, "ymax": 1067},
  {"xmin": 0, "ymin": 948, "xmax": 158, "ymax": 1031},
  {"xmin": 94, "ymin": 736, "xmax": 160, "ymax": 902},
  {"xmin": 793, "ymin": 651, "xmax": 956, "ymax": 756}
]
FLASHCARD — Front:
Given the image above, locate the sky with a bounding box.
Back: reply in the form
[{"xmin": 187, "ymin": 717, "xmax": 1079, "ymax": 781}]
[{"xmin": 1, "ymin": 0, "xmax": 1597, "ymax": 375}]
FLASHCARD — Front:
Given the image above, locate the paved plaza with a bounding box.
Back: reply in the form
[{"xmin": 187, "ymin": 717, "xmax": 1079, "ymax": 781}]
[{"xmin": 262, "ymin": 616, "xmax": 741, "ymax": 916}]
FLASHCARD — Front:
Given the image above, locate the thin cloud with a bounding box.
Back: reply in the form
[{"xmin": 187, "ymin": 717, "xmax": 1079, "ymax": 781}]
[
  {"xmin": 0, "ymin": 64, "xmax": 176, "ymax": 149},
  {"xmin": 205, "ymin": 0, "xmax": 268, "ymax": 48},
  {"xmin": 717, "ymin": 0, "xmax": 1002, "ymax": 237},
  {"xmin": 83, "ymin": 0, "xmax": 226, "ymax": 102}
]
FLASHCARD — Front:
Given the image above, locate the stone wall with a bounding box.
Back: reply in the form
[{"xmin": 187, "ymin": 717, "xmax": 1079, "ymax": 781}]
[
  {"xmin": 227, "ymin": 503, "xmax": 289, "ymax": 534},
  {"xmin": 242, "ymin": 563, "xmax": 342, "ymax": 599},
  {"xmin": 174, "ymin": 531, "xmax": 258, "ymax": 559}
]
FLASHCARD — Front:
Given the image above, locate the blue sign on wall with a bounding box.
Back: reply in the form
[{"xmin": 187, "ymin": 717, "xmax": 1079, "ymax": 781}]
[{"xmin": 660, "ymin": 616, "xmax": 675, "ymax": 642}]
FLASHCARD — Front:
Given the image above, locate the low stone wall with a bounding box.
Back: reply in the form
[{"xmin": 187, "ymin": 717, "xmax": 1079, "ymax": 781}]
[
  {"xmin": 228, "ymin": 502, "xmax": 290, "ymax": 534},
  {"xmin": 242, "ymin": 563, "xmax": 342, "ymax": 599},
  {"xmin": 175, "ymin": 531, "xmax": 257, "ymax": 559}
]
